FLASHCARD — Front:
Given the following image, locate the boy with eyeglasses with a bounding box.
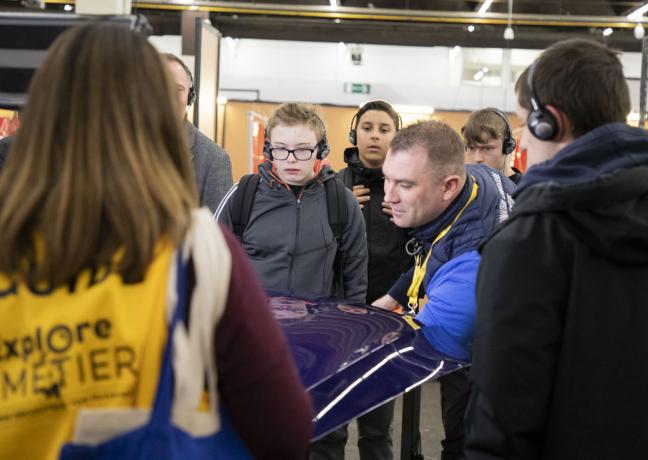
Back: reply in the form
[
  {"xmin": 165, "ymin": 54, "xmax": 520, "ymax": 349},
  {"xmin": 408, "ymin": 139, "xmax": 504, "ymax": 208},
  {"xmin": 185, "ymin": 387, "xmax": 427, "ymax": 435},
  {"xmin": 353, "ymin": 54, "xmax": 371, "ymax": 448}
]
[{"xmin": 217, "ymin": 102, "xmax": 368, "ymax": 303}]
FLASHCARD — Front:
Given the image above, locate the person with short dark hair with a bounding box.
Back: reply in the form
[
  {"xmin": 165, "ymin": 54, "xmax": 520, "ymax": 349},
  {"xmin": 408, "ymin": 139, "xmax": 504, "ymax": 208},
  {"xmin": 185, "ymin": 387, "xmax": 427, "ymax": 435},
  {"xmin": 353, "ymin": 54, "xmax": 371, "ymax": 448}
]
[
  {"xmin": 465, "ymin": 38, "xmax": 648, "ymax": 460},
  {"xmin": 313, "ymin": 100, "xmax": 410, "ymax": 460},
  {"xmin": 163, "ymin": 53, "xmax": 233, "ymax": 213},
  {"xmin": 462, "ymin": 108, "xmax": 523, "ymax": 184},
  {"xmin": 374, "ymin": 120, "xmax": 515, "ymax": 460}
]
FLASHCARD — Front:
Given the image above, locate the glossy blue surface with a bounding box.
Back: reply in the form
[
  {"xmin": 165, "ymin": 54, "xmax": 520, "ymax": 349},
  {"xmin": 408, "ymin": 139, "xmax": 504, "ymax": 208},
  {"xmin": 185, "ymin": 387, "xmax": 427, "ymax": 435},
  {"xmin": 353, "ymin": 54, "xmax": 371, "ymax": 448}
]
[{"xmin": 269, "ymin": 292, "xmax": 470, "ymax": 439}]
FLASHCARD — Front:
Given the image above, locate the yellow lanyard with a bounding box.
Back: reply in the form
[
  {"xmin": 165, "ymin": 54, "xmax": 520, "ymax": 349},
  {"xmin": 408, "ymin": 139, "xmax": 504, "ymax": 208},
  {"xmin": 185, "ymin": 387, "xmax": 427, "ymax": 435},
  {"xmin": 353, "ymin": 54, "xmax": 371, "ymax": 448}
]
[{"xmin": 405, "ymin": 180, "xmax": 479, "ymax": 316}]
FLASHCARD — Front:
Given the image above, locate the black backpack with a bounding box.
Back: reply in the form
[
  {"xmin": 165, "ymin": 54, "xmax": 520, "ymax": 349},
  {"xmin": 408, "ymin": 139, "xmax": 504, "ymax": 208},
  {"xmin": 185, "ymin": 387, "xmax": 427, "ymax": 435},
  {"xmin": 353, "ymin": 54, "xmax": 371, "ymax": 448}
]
[{"xmin": 230, "ymin": 174, "xmax": 349, "ymax": 298}]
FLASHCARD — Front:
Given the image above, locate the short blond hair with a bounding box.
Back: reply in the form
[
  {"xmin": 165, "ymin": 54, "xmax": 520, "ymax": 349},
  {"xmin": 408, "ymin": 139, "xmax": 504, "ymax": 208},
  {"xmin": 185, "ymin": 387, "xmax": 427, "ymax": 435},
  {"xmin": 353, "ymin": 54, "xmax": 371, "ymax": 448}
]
[{"xmin": 266, "ymin": 103, "xmax": 326, "ymax": 141}]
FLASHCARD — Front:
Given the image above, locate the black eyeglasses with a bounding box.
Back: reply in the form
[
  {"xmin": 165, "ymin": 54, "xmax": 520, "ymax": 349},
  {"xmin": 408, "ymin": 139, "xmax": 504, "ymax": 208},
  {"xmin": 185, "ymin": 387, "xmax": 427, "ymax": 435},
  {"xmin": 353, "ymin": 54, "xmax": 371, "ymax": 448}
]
[{"xmin": 270, "ymin": 146, "xmax": 317, "ymax": 161}]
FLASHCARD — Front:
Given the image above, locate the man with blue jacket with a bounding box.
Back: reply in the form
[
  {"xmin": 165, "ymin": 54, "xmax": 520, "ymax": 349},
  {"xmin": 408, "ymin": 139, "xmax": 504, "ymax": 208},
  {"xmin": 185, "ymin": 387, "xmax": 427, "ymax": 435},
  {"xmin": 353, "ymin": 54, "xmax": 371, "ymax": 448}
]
[
  {"xmin": 465, "ymin": 39, "xmax": 648, "ymax": 460},
  {"xmin": 375, "ymin": 120, "xmax": 515, "ymax": 460}
]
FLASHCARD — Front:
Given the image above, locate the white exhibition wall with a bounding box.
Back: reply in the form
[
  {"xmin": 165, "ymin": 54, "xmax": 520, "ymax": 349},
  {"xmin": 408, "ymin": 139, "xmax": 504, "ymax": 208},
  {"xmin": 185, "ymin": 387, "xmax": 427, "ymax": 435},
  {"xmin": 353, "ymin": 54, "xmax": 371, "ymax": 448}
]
[{"xmin": 150, "ymin": 34, "xmax": 645, "ymax": 113}]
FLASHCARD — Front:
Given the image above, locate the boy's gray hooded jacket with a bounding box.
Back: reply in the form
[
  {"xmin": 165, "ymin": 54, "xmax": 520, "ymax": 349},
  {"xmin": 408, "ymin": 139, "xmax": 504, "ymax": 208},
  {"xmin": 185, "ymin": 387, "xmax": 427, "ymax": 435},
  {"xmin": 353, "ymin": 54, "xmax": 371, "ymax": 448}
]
[{"xmin": 217, "ymin": 161, "xmax": 368, "ymax": 303}]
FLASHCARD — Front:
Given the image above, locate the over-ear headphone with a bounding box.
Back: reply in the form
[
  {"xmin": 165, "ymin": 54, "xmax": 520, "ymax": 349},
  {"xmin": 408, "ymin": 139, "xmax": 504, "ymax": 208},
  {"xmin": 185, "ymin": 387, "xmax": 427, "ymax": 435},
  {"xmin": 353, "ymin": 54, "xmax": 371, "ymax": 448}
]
[
  {"xmin": 349, "ymin": 100, "xmax": 402, "ymax": 146},
  {"xmin": 186, "ymin": 73, "xmax": 196, "ymax": 107},
  {"xmin": 263, "ymin": 111, "xmax": 330, "ymax": 160},
  {"xmin": 526, "ymin": 61, "xmax": 558, "ymax": 141},
  {"xmin": 484, "ymin": 107, "xmax": 517, "ymax": 155}
]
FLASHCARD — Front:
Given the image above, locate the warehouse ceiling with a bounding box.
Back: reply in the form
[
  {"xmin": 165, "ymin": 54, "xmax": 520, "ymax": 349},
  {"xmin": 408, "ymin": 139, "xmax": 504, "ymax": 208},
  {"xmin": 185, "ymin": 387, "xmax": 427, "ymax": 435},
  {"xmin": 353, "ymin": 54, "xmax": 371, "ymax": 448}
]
[{"xmin": 4, "ymin": 0, "xmax": 648, "ymax": 50}]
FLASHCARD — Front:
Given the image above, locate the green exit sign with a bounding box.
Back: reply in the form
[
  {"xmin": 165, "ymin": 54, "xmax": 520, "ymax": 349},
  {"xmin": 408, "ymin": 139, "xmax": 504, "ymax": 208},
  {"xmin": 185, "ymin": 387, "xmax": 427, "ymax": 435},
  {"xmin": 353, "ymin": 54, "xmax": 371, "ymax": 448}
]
[{"xmin": 344, "ymin": 83, "xmax": 371, "ymax": 94}]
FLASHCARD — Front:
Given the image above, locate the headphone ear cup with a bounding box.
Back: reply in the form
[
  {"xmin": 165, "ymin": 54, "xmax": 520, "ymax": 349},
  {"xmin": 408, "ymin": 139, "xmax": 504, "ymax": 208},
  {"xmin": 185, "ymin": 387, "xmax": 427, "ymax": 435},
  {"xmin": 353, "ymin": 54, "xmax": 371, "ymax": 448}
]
[
  {"xmin": 187, "ymin": 86, "xmax": 196, "ymax": 106},
  {"xmin": 528, "ymin": 109, "xmax": 558, "ymax": 141},
  {"xmin": 317, "ymin": 137, "xmax": 330, "ymax": 160},
  {"xmin": 348, "ymin": 129, "xmax": 357, "ymax": 146},
  {"xmin": 503, "ymin": 136, "xmax": 517, "ymax": 155},
  {"xmin": 263, "ymin": 136, "xmax": 273, "ymax": 160}
]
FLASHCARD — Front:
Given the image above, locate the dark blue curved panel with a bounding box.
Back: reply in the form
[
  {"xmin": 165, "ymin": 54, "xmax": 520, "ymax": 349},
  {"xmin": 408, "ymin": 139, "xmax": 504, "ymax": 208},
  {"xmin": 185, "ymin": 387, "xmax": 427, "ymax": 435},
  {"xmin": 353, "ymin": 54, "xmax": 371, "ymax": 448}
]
[{"xmin": 268, "ymin": 292, "xmax": 470, "ymax": 439}]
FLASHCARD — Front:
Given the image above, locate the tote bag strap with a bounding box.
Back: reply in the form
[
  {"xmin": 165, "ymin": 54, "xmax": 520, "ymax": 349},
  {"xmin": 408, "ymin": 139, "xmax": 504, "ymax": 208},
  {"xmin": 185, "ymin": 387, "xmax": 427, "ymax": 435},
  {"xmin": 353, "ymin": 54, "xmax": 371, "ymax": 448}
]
[
  {"xmin": 149, "ymin": 246, "xmax": 189, "ymax": 426},
  {"xmin": 166, "ymin": 209, "xmax": 232, "ymax": 435}
]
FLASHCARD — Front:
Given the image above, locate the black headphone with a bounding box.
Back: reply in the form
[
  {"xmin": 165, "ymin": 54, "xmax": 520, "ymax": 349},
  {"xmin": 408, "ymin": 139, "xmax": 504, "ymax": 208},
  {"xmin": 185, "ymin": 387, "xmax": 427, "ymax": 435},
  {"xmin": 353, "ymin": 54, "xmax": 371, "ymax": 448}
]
[
  {"xmin": 183, "ymin": 65, "xmax": 196, "ymax": 107},
  {"xmin": 263, "ymin": 111, "xmax": 330, "ymax": 160},
  {"xmin": 484, "ymin": 107, "xmax": 517, "ymax": 155},
  {"xmin": 526, "ymin": 61, "xmax": 558, "ymax": 141},
  {"xmin": 348, "ymin": 100, "xmax": 402, "ymax": 146}
]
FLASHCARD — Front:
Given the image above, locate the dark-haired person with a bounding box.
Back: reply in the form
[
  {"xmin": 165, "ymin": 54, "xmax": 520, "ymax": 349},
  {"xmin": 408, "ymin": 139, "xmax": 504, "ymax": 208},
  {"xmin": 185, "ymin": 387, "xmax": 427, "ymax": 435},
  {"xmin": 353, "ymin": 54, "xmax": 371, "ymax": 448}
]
[
  {"xmin": 374, "ymin": 120, "xmax": 515, "ymax": 460},
  {"xmin": 462, "ymin": 108, "xmax": 523, "ymax": 184},
  {"xmin": 317, "ymin": 100, "xmax": 411, "ymax": 460},
  {"xmin": 0, "ymin": 22, "xmax": 312, "ymax": 459},
  {"xmin": 465, "ymin": 39, "xmax": 648, "ymax": 460},
  {"xmin": 163, "ymin": 53, "xmax": 233, "ymax": 213}
]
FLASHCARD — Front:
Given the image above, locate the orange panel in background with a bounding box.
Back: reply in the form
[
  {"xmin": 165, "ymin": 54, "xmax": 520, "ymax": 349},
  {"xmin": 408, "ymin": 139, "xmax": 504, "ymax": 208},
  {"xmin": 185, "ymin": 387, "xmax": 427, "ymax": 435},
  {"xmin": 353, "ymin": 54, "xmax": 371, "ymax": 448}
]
[
  {"xmin": 252, "ymin": 121, "xmax": 266, "ymax": 173},
  {"xmin": 513, "ymin": 147, "xmax": 528, "ymax": 173}
]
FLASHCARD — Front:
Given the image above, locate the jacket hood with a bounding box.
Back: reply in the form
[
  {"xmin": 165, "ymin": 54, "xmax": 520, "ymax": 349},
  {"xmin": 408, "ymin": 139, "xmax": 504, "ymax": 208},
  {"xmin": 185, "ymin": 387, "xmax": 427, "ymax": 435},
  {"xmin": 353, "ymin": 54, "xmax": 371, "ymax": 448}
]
[
  {"xmin": 343, "ymin": 147, "xmax": 384, "ymax": 182},
  {"xmin": 257, "ymin": 159, "xmax": 336, "ymax": 189},
  {"xmin": 513, "ymin": 123, "xmax": 648, "ymax": 264}
]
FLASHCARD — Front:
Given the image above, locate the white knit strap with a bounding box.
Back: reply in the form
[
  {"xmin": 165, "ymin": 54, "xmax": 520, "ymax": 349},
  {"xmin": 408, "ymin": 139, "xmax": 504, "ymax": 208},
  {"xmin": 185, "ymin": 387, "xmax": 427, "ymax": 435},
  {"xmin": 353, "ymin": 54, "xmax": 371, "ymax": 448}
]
[{"xmin": 170, "ymin": 208, "xmax": 232, "ymax": 435}]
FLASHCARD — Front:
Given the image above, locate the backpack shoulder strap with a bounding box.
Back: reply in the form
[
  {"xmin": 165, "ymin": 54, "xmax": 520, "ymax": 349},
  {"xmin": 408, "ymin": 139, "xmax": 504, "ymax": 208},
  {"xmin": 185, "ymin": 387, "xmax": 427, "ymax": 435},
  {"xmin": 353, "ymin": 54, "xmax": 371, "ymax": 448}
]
[
  {"xmin": 325, "ymin": 177, "xmax": 349, "ymax": 298},
  {"xmin": 325, "ymin": 177, "xmax": 348, "ymax": 247},
  {"xmin": 337, "ymin": 168, "xmax": 354, "ymax": 190},
  {"xmin": 230, "ymin": 174, "xmax": 260, "ymax": 240}
]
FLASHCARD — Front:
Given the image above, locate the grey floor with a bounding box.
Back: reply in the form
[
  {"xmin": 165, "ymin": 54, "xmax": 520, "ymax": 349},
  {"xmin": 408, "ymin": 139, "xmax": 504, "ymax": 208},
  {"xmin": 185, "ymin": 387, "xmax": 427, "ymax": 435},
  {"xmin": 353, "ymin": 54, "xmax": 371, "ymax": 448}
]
[{"xmin": 345, "ymin": 381, "xmax": 444, "ymax": 460}]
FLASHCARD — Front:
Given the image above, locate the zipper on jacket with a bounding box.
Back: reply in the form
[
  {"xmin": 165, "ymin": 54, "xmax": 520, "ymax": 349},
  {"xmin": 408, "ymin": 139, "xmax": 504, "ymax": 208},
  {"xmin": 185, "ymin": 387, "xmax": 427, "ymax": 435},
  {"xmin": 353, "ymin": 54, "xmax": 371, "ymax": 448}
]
[{"xmin": 287, "ymin": 192, "xmax": 303, "ymax": 291}]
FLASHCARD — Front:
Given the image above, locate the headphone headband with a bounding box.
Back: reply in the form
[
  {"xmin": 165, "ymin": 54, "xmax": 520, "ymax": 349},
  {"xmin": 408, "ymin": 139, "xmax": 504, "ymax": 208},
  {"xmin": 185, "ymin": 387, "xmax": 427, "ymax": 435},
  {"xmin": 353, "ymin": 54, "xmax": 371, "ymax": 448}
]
[
  {"xmin": 527, "ymin": 63, "xmax": 542, "ymax": 112},
  {"xmin": 483, "ymin": 107, "xmax": 516, "ymax": 155}
]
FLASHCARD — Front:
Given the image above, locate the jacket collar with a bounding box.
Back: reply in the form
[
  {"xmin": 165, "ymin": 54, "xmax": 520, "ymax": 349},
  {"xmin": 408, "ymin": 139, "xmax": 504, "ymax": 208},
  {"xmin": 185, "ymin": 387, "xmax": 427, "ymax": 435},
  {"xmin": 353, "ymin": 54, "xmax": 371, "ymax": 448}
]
[
  {"xmin": 516, "ymin": 123, "xmax": 648, "ymax": 198},
  {"xmin": 258, "ymin": 160, "xmax": 335, "ymax": 191},
  {"xmin": 343, "ymin": 147, "xmax": 384, "ymax": 182}
]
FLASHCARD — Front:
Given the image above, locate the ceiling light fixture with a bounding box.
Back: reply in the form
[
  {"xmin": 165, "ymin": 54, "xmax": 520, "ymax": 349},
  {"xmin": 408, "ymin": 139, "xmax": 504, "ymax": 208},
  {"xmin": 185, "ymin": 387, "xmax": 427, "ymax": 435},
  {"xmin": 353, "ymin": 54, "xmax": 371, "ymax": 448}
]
[
  {"xmin": 635, "ymin": 23, "xmax": 645, "ymax": 39},
  {"xmin": 474, "ymin": 67, "xmax": 489, "ymax": 81},
  {"xmin": 467, "ymin": 25, "xmax": 476, "ymax": 32},
  {"xmin": 503, "ymin": 0, "xmax": 514, "ymax": 40},
  {"xmin": 628, "ymin": 3, "xmax": 648, "ymax": 21},
  {"xmin": 63, "ymin": 4, "xmax": 72, "ymax": 11},
  {"xmin": 603, "ymin": 27, "xmax": 613, "ymax": 36},
  {"xmin": 478, "ymin": 0, "xmax": 495, "ymax": 16}
]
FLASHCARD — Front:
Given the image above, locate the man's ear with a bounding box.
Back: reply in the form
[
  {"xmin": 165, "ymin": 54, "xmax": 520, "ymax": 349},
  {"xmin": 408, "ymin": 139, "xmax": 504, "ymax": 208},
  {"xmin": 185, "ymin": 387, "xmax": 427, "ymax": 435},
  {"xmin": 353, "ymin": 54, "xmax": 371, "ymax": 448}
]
[
  {"xmin": 442, "ymin": 175, "xmax": 461, "ymax": 201},
  {"xmin": 545, "ymin": 104, "xmax": 575, "ymax": 142}
]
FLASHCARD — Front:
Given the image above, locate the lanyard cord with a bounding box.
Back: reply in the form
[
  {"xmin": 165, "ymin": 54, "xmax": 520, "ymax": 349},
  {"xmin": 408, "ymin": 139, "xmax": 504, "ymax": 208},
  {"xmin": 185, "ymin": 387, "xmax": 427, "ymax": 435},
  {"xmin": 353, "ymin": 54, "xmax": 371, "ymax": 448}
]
[{"xmin": 405, "ymin": 180, "xmax": 479, "ymax": 316}]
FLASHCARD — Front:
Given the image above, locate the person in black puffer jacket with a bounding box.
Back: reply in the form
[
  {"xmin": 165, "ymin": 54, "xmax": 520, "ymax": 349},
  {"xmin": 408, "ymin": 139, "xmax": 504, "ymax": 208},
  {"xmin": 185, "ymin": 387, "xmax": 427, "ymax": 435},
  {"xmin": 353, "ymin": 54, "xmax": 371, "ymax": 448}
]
[{"xmin": 311, "ymin": 101, "xmax": 411, "ymax": 460}]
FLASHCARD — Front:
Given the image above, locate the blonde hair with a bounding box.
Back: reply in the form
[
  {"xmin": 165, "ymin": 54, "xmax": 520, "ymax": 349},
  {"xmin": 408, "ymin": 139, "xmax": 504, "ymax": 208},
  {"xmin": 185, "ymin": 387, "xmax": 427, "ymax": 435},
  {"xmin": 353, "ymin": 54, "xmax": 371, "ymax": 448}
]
[
  {"xmin": 0, "ymin": 22, "xmax": 197, "ymax": 286},
  {"xmin": 266, "ymin": 102, "xmax": 326, "ymax": 141}
]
